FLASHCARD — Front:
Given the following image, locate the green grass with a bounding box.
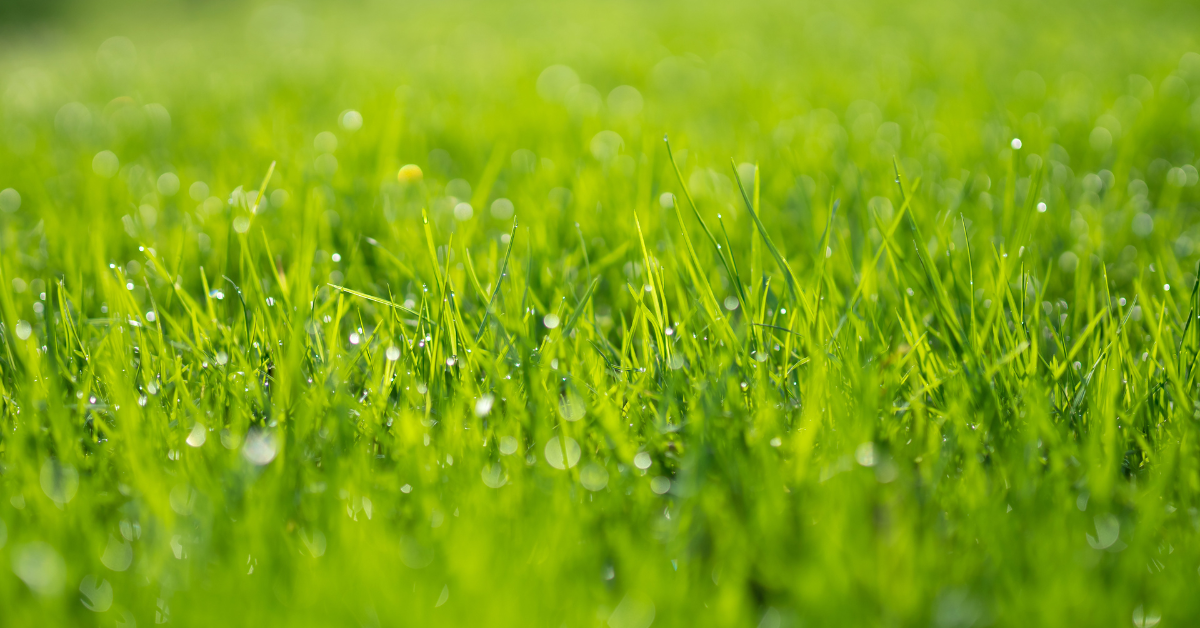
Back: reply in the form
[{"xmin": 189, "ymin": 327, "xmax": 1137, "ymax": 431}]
[{"xmin": 4, "ymin": 0, "xmax": 1200, "ymax": 625}]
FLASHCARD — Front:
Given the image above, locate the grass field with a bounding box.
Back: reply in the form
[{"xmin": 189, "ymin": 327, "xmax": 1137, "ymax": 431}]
[{"xmin": 4, "ymin": 0, "xmax": 1200, "ymax": 625}]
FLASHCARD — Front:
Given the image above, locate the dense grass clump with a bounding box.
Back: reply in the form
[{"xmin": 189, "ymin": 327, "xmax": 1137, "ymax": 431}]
[{"xmin": 5, "ymin": 0, "xmax": 1200, "ymax": 625}]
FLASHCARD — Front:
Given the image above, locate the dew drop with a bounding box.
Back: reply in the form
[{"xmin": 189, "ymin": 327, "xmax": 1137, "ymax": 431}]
[
  {"xmin": 475, "ymin": 394, "xmax": 495, "ymax": 417},
  {"xmin": 186, "ymin": 423, "xmax": 206, "ymax": 447}
]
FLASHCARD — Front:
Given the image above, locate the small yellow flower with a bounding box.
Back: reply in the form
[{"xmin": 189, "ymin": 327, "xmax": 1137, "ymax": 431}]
[{"xmin": 397, "ymin": 164, "xmax": 423, "ymax": 183}]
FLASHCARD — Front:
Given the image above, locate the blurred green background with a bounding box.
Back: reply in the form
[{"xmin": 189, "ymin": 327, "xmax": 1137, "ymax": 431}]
[{"xmin": 5, "ymin": 0, "xmax": 1200, "ymax": 626}]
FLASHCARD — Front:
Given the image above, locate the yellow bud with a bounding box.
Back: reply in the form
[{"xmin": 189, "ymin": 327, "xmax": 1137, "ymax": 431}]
[{"xmin": 397, "ymin": 164, "xmax": 423, "ymax": 183}]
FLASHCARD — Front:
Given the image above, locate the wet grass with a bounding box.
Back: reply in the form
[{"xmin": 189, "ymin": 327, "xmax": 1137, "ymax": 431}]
[{"xmin": 3, "ymin": 0, "xmax": 1200, "ymax": 625}]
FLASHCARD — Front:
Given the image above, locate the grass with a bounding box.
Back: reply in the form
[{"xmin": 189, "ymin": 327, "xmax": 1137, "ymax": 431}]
[{"xmin": 3, "ymin": 0, "xmax": 1200, "ymax": 625}]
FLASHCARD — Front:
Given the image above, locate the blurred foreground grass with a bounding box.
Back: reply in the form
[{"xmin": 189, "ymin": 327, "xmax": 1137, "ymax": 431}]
[{"xmin": 4, "ymin": 0, "xmax": 1200, "ymax": 625}]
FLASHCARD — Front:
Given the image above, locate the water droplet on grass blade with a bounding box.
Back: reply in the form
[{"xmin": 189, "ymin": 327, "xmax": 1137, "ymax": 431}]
[
  {"xmin": 220, "ymin": 429, "xmax": 240, "ymax": 450},
  {"xmin": 386, "ymin": 346, "xmax": 401, "ymax": 361},
  {"xmin": 157, "ymin": 172, "xmax": 180, "ymax": 196},
  {"xmin": 1133, "ymin": 605, "xmax": 1161, "ymax": 627},
  {"xmin": 169, "ymin": 484, "xmax": 195, "ymax": 515},
  {"xmin": 481, "ymin": 463, "xmax": 507, "ymax": 488},
  {"xmin": 1132, "ymin": 212, "xmax": 1153, "ymax": 237},
  {"xmin": 580, "ymin": 463, "xmax": 609, "ymax": 491},
  {"xmin": 189, "ymin": 181, "xmax": 209, "ymax": 201},
  {"xmin": 399, "ymin": 536, "xmax": 433, "ymax": 568},
  {"xmin": 186, "ymin": 423, "xmax": 206, "ymax": 447},
  {"xmin": 590, "ymin": 130, "xmax": 624, "ymax": 161},
  {"xmin": 558, "ymin": 392, "xmax": 585, "ymax": 421},
  {"xmin": 608, "ymin": 593, "xmax": 655, "ymax": 628},
  {"xmin": 79, "ymin": 575, "xmax": 113, "ymax": 612},
  {"xmin": 12, "ymin": 543, "xmax": 66, "ymax": 596},
  {"xmin": 933, "ymin": 589, "xmax": 982, "ymax": 628},
  {"xmin": 100, "ymin": 536, "xmax": 132, "ymax": 572},
  {"xmin": 435, "ymin": 585, "xmax": 449, "ymax": 607},
  {"xmin": 315, "ymin": 153, "xmax": 338, "ymax": 177},
  {"xmin": 544, "ymin": 437, "xmax": 581, "ymax": 469},
  {"xmin": 92, "ymin": 151, "xmax": 119, "ymax": 178},
  {"xmin": 119, "ymin": 520, "xmax": 139, "ymax": 541},
  {"xmin": 314, "ymin": 131, "xmax": 338, "ymax": 153},
  {"xmin": 537, "ymin": 65, "xmax": 579, "ymax": 101},
  {"xmin": 14, "ymin": 320, "xmax": 32, "ymax": 340},
  {"xmin": 875, "ymin": 458, "xmax": 898, "ymax": 483},
  {"xmin": 758, "ymin": 608, "xmax": 782, "ymax": 628},
  {"xmin": 475, "ymin": 394, "xmax": 494, "ymax": 417},
  {"xmin": 607, "ymin": 85, "xmax": 643, "ymax": 117},
  {"xmin": 490, "ymin": 197, "xmax": 514, "ymax": 219},
  {"xmin": 543, "ymin": 313, "xmax": 560, "ymax": 329},
  {"xmin": 0, "ymin": 188, "xmax": 21, "ymax": 213},
  {"xmin": 303, "ymin": 531, "xmax": 327, "ymax": 557},
  {"xmin": 242, "ymin": 430, "xmax": 278, "ymax": 465},
  {"xmin": 1087, "ymin": 514, "xmax": 1120, "ymax": 549},
  {"xmin": 650, "ymin": 476, "xmax": 671, "ymax": 494},
  {"xmin": 397, "ymin": 164, "xmax": 423, "ymax": 183},
  {"xmin": 499, "ymin": 436, "xmax": 519, "ymax": 455},
  {"xmin": 40, "ymin": 459, "xmax": 78, "ymax": 505},
  {"xmin": 340, "ymin": 110, "xmax": 363, "ymax": 131},
  {"xmin": 855, "ymin": 443, "xmax": 877, "ymax": 467},
  {"xmin": 634, "ymin": 452, "xmax": 652, "ymax": 470}
]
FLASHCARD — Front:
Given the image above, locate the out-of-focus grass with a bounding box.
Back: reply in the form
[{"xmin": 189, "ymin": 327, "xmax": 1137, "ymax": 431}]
[{"xmin": 3, "ymin": 0, "xmax": 1200, "ymax": 625}]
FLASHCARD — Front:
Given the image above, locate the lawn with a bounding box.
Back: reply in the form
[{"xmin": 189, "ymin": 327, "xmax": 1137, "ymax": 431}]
[{"xmin": 2, "ymin": 0, "xmax": 1200, "ymax": 625}]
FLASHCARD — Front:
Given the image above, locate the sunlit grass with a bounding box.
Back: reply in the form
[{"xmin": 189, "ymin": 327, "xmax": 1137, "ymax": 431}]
[{"xmin": 3, "ymin": 0, "xmax": 1200, "ymax": 625}]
